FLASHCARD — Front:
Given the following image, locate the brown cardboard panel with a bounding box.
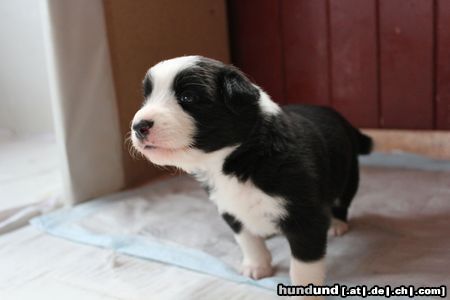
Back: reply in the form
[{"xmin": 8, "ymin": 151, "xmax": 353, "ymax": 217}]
[{"xmin": 103, "ymin": 0, "xmax": 230, "ymax": 187}]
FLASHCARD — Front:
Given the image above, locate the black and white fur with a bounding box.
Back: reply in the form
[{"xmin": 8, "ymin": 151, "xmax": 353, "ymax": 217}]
[{"xmin": 131, "ymin": 56, "xmax": 373, "ymax": 297}]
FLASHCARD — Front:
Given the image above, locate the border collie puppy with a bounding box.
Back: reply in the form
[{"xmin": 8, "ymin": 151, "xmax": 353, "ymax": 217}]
[{"xmin": 131, "ymin": 56, "xmax": 372, "ymax": 294}]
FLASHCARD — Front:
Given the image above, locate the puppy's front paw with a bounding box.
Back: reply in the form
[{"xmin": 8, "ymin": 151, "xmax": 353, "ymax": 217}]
[
  {"xmin": 240, "ymin": 264, "xmax": 274, "ymax": 279},
  {"xmin": 328, "ymin": 218, "xmax": 349, "ymax": 237}
]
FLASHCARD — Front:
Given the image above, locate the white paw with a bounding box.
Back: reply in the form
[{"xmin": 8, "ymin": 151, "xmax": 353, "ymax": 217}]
[
  {"xmin": 328, "ymin": 218, "xmax": 349, "ymax": 237},
  {"xmin": 240, "ymin": 264, "xmax": 274, "ymax": 279}
]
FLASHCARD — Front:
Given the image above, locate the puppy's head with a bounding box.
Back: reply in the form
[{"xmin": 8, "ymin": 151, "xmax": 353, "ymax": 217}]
[{"xmin": 131, "ymin": 56, "xmax": 280, "ymax": 168}]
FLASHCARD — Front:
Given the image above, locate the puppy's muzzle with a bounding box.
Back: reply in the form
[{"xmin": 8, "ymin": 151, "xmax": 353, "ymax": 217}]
[{"xmin": 132, "ymin": 119, "xmax": 154, "ymax": 140}]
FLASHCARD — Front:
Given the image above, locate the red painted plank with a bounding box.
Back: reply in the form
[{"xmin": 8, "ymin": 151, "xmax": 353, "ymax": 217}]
[
  {"xmin": 281, "ymin": 0, "xmax": 330, "ymax": 105},
  {"xmin": 228, "ymin": 0, "xmax": 285, "ymax": 103},
  {"xmin": 329, "ymin": 0, "xmax": 379, "ymax": 128},
  {"xmin": 436, "ymin": 0, "xmax": 450, "ymax": 130},
  {"xmin": 379, "ymin": 0, "xmax": 434, "ymax": 129}
]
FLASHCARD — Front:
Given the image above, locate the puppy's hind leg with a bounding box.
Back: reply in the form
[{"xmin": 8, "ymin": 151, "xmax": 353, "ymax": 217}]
[
  {"xmin": 329, "ymin": 157, "xmax": 359, "ymax": 237},
  {"xmin": 222, "ymin": 213, "xmax": 273, "ymax": 279},
  {"xmin": 328, "ymin": 217, "xmax": 349, "ymax": 237}
]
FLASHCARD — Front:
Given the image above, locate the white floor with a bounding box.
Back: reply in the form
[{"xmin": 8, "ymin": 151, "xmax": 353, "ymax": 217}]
[
  {"xmin": 0, "ymin": 129, "xmax": 61, "ymax": 234},
  {"xmin": 0, "ymin": 129, "xmax": 61, "ymax": 210}
]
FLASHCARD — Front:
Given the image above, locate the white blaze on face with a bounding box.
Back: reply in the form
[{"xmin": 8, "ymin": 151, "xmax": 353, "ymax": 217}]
[{"xmin": 131, "ymin": 56, "xmax": 200, "ymax": 165}]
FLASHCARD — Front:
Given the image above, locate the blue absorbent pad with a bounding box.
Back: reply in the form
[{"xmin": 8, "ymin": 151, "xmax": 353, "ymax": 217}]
[
  {"xmin": 30, "ymin": 175, "xmax": 291, "ymax": 290},
  {"xmin": 30, "ymin": 152, "xmax": 450, "ymax": 297}
]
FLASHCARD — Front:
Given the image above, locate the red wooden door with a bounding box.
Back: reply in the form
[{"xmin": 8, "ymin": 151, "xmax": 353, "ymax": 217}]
[{"xmin": 228, "ymin": 0, "xmax": 450, "ymax": 130}]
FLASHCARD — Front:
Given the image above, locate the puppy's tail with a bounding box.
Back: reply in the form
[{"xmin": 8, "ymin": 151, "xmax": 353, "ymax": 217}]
[{"xmin": 356, "ymin": 131, "xmax": 373, "ymax": 155}]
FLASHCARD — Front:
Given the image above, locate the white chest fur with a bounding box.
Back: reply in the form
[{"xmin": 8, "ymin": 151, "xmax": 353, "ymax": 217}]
[
  {"xmin": 214, "ymin": 174, "xmax": 286, "ymax": 236},
  {"xmin": 180, "ymin": 147, "xmax": 287, "ymax": 237},
  {"xmin": 195, "ymin": 169, "xmax": 287, "ymax": 237}
]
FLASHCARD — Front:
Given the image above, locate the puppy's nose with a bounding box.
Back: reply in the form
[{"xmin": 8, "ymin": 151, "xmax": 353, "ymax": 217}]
[{"xmin": 132, "ymin": 120, "xmax": 154, "ymax": 140}]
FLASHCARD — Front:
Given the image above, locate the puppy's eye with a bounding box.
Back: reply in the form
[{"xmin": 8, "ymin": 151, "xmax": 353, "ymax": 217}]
[{"xmin": 179, "ymin": 91, "xmax": 196, "ymax": 103}]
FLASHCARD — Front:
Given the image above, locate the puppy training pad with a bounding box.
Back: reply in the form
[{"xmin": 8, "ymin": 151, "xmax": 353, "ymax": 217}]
[
  {"xmin": 31, "ymin": 175, "xmax": 290, "ymax": 289},
  {"xmin": 30, "ymin": 154, "xmax": 450, "ymax": 295}
]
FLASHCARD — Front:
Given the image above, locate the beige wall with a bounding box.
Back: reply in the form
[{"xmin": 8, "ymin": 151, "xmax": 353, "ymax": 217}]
[
  {"xmin": 363, "ymin": 129, "xmax": 450, "ymax": 160},
  {"xmin": 103, "ymin": 0, "xmax": 230, "ymax": 187}
]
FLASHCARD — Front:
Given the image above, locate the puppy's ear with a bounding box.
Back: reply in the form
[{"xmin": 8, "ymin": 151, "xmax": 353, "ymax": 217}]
[{"xmin": 218, "ymin": 67, "xmax": 260, "ymax": 114}]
